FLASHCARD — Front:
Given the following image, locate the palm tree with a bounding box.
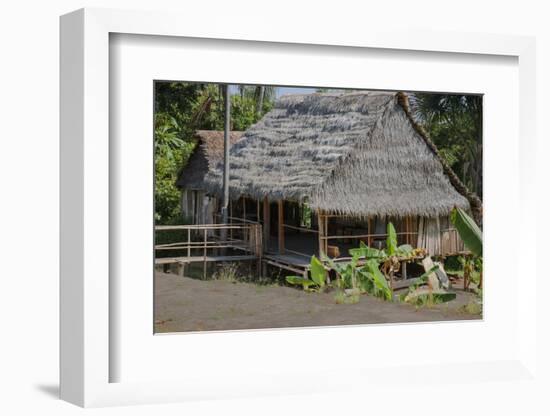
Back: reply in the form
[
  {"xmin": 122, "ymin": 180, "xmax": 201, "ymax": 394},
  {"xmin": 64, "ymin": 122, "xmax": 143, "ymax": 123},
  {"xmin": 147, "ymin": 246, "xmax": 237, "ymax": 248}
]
[
  {"xmin": 254, "ymin": 85, "xmax": 275, "ymax": 119},
  {"xmin": 412, "ymin": 93, "xmax": 483, "ymax": 198}
]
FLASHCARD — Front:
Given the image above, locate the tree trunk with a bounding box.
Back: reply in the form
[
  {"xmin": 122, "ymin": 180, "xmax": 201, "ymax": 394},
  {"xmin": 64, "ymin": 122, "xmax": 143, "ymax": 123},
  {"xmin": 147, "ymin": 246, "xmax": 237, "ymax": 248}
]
[{"xmin": 256, "ymin": 86, "xmax": 265, "ymax": 118}]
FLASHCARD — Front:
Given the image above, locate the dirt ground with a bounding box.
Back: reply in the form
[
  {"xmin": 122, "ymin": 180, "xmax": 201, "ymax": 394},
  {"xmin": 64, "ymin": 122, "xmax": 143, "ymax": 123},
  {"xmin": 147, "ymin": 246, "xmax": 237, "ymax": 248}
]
[{"xmin": 154, "ymin": 271, "xmax": 481, "ymax": 333}]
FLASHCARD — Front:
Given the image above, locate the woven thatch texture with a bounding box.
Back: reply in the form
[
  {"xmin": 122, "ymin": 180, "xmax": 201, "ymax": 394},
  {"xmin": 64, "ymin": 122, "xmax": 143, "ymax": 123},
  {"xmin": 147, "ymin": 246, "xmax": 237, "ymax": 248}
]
[
  {"xmin": 204, "ymin": 92, "xmax": 471, "ymax": 217},
  {"xmin": 176, "ymin": 130, "xmax": 243, "ymax": 190},
  {"xmin": 312, "ymin": 97, "xmax": 470, "ymax": 217}
]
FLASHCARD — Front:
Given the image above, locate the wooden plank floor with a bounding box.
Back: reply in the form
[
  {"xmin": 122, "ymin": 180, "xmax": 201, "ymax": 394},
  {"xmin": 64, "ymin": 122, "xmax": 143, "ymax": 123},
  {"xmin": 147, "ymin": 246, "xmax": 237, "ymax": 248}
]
[
  {"xmin": 155, "ymin": 255, "xmax": 257, "ymax": 265},
  {"xmin": 264, "ymin": 253, "xmax": 311, "ymax": 268}
]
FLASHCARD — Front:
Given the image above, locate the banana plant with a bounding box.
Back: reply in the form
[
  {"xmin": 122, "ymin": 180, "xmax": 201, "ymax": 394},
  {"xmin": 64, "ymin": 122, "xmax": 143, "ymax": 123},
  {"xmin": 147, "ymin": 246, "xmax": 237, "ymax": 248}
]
[
  {"xmin": 321, "ymin": 251, "xmax": 354, "ymax": 289},
  {"xmin": 386, "ymin": 222, "xmax": 398, "ymax": 256},
  {"xmin": 450, "ymin": 207, "xmax": 482, "ymax": 256},
  {"xmin": 358, "ymin": 259, "xmax": 393, "ymax": 301},
  {"xmin": 286, "ymin": 222, "xmax": 416, "ymax": 302},
  {"xmin": 401, "ymin": 265, "xmax": 457, "ymax": 305},
  {"xmin": 450, "ymin": 207, "xmax": 483, "ymax": 289},
  {"xmin": 349, "ymin": 223, "xmax": 414, "ymax": 259},
  {"xmin": 321, "ymin": 251, "xmax": 393, "ymax": 301},
  {"xmin": 348, "ymin": 240, "xmax": 385, "ymax": 259},
  {"xmin": 286, "ymin": 255, "xmax": 327, "ymax": 291}
]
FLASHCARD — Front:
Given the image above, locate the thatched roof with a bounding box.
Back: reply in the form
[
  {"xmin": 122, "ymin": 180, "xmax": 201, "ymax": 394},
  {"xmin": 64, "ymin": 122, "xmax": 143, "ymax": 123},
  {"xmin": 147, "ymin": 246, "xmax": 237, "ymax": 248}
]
[
  {"xmin": 203, "ymin": 91, "xmax": 476, "ymax": 218},
  {"xmin": 176, "ymin": 130, "xmax": 243, "ymax": 190}
]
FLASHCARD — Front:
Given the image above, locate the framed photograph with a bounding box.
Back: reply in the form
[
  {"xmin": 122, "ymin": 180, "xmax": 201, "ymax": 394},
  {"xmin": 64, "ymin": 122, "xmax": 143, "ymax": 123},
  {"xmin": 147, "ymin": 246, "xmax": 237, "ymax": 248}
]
[{"xmin": 60, "ymin": 8, "xmax": 538, "ymax": 407}]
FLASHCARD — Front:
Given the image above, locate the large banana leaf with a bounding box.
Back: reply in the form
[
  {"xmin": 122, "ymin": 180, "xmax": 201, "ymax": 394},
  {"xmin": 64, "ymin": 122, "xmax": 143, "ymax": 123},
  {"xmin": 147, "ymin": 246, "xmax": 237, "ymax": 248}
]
[
  {"xmin": 321, "ymin": 253, "xmax": 347, "ymax": 276},
  {"xmin": 405, "ymin": 289, "xmax": 457, "ymax": 305},
  {"xmin": 450, "ymin": 207, "xmax": 482, "ymax": 257},
  {"xmin": 396, "ymin": 244, "xmax": 413, "ymax": 257},
  {"xmin": 357, "ymin": 269, "xmax": 374, "ymax": 293},
  {"xmin": 310, "ymin": 255, "xmax": 326, "ymax": 287},
  {"xmin": 364, "ymin": 259, "xmax": 392, "ymax": 301},
  {"xmin": 386, "ymin": 222, "xmax": 398, "ymax": 256},
  {"xmin": 349, "ymin": 241, "xmax": 385, "ymax": 259},
  {"xmin": 286, "ymin": 275, "xmax": 316, "ymax": 289}
]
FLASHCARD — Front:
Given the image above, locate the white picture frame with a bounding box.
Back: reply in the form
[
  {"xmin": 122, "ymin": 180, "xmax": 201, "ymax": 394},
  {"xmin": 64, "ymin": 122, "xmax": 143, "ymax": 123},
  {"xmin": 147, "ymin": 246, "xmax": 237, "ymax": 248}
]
[{"xmin": 60, "ymin": 7, "xmax": 538, "ymax": 408}]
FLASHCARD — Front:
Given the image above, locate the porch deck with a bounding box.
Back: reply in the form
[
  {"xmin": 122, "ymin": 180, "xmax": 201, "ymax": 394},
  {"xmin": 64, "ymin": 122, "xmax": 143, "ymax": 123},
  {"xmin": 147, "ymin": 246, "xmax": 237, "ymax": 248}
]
[
  {"xmin": 157, "ymin": 255, "xmax": 257, "ymax": 265},
  {"xmin": 264, "ymin": 232, "xmax": 426, "ymax": 290}
]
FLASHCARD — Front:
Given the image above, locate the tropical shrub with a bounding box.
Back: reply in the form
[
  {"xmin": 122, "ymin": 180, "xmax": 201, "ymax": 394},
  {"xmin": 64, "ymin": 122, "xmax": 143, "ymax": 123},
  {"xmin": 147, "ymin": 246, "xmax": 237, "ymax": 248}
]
[
  {"xmin": 285, "ymin": 256, "xmax": 326, "ymax": 291},
  {"xmin": 401, "ymin": 265, "xmax": 457, "ymax": 306},
  {"xmin": 212, "ymin": 262, "xmax": 240, "ymax": 282},
  {"xmin": 450, "ymin": 207, "xmax": 482, "ymax": 257},
  {"xmin": 450, "ymin": 207, "xmax": 483, "ymax": 291},
  {"xmin": 287, "ymin": 222, "xmax": 419, "ymax": 302},
  {"xmin": 154, "ymin": 82, "xmax": 275, "ymax": 225}
]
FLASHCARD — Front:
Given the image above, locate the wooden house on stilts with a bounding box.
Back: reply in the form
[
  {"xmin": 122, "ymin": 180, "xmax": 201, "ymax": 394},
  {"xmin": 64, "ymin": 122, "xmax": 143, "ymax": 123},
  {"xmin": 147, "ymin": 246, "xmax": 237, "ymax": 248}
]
[{"xmin": 177, "ymin": 91, "xmax": 482, "ymax": 274}]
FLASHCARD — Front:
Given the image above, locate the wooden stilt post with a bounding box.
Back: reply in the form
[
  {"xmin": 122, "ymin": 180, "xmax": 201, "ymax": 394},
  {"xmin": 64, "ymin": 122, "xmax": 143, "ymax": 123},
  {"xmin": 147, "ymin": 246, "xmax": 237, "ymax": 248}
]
[
  {"xmin": 242, "ymin": 197, "xmax": 247, "ymax": 244},
  {"xmin": 405, "ymin": 216, "xmax": 410, "ymax": 245},
  {"xmin": 229, "ymin": 199, "xmax": 233, "ymax": 240},
  {"xmin": 256, "ymin": 199, "xmax": 260, "ymax": 222},
  {"xmin": 263, "ymin": 197, "xmax": 270, "ymax": 253},
  {"xmin": 409, "ymin": 217, "xmax": 413, "ymax": 245},
  {"xmin": 324, "ymin": 215, "xmax": 328, "ymax": 255},
  {"xmin": 318, "ymin": 210, "xmax": 324, "ymax": 256},
  {"xmin": 255, "ymin": 224, "xmax": 262, "ymax": 279},
  {"xmin": 278, "ymin": 200, "xmax": 285, "ymax": 254},
  {"xmin": 203, "ymin": 228, "xmax": 207, "ymax": 279},
  {"xmin": 368, "ymin": 217, "xmax": 373, "ymax": 247}
]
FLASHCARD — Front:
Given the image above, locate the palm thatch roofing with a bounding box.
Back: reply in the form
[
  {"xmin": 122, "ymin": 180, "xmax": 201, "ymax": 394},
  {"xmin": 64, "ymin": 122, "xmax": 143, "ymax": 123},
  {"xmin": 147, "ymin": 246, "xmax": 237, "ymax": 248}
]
[
  {"xmin": 202, "ymin": 91, "xmax": 481, "ymax": 218},
  {"xmin": 176, "ymin": 130, "xmax": 243, "ymax": 190}
]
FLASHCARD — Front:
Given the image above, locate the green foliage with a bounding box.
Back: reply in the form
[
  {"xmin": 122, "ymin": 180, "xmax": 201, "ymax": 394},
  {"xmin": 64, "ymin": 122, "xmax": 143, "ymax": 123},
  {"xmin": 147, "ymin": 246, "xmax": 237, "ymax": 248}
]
[
  {"xmin": 300, "ymin": 203, "xmax": 313, "ymax": 229},
  {"xmin": 285, "ymin": 256, "xmax": 326, "ymax": 291},
  {"xmin": 404, "ymin": 265, "xmax": 439, "ymax": 293},
  {"xmin": 450, "ymin": 207, "xmax": 482, "ymax": 257},
  {"xmin": 406, "ymin": 291, "xmax": 457, "ymax": 307},
  {"xmin": 386, "ymin": 222, "xmax": 398, "ymax": 256},
  {"xmin": 349, "ymin": 240, "xmax": 384, "ymax": 259},
  {"xmin": 154, "ymin": 136, "xmax": 194, "ymax": 223},
  {"xmin": 154, "ymin": 82, "xmax": 275, "ymax": 224},
  {"xmin": 323, "ymin": 242, "xmax": 395, "ymax": 302},
  {"xmin": 449, "ymin": 208, "xmax": 483, "ymax": 293},
  {"xmin": 310, "ymin": 255, "xmax": 327, "ymax": 287},
  {"xmin": 285, "ymin": 222, "xmax": 463, "ymax": 308},
  {"xmin": 318, "ymin": 222, "xmax": 418, "ymax": 302},
  {"xmin": 286, "ymin": 276, "xmax": 316, "ymax": 289},
  {"xmin": 460, "ymin": 300, "xmax": 482, "ymax": 315},
  {"xmin": 401, "ymin": 265, "xmax": 457, "ymax": 306},
  {"xmin": 333, "ymin": 289, "xmax": 360, "ymax": 304},
  {"xmin": 412, "ymin": 93, "xmax": 482, "ymax": 198},
  {"xmin": 396, "ymin": 244, "xmax": 414, "ymax": 257},
  {"xmin": 362, "ymin": 259, "xmax": 392, "ymax": 301},
  {"xmin": 348, "ymin": 228, "xmax": 413, "ymax": 260}
]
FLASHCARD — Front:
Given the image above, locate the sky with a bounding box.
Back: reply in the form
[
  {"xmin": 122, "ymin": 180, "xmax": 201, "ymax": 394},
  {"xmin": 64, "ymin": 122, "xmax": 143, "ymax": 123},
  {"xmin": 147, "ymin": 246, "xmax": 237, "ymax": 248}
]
[
  {"xmin": 275, "ymin": 87, "xmax": 316, "ymax": 97},
  {"xmin": 228, "ymin": 85, "xmax": 316, "ymax": 97}
]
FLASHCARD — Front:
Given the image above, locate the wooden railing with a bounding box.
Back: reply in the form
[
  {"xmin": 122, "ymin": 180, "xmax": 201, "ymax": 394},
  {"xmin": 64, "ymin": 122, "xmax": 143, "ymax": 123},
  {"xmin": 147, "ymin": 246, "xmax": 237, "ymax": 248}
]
[
  {"xmin": 155, "ymin": 223, "xmax": 262, "ymax": 257},
  {"xmin": 155, "ymin": 223, "xmax": 263, "ymax": 278}
]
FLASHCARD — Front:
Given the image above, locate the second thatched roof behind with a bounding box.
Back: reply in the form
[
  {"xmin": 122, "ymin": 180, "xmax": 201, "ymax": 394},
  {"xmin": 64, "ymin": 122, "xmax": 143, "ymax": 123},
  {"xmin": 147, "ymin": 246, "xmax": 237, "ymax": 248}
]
[
  {"xmin": 203, "ymin": 91, "xmax": 472, "ymax": 217},
  {"xmin": 176, "ymin": 130, "xmax": 243, "ymax": 191}
]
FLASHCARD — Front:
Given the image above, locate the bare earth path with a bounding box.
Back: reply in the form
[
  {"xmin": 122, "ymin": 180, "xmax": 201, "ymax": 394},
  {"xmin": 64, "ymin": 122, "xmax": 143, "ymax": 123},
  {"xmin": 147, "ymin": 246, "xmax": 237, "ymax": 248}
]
[{"xmin": 154, "ymin": 272, "xmax": 480, "ymax": 333}]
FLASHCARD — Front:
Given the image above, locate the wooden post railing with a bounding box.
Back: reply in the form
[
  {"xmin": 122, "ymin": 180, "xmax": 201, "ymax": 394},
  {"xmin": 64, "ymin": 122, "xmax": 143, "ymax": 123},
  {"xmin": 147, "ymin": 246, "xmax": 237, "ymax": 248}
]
[{"xmin": 155, "ymin": 222, "xmax": 264, "ymax": 278}]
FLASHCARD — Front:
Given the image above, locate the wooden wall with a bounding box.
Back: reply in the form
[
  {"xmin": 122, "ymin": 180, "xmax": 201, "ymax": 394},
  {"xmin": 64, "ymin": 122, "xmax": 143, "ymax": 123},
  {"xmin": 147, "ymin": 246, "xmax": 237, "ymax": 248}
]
[{"xmin": 180, "ymin": 189, "xmax": 215, "ymax": 225}]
